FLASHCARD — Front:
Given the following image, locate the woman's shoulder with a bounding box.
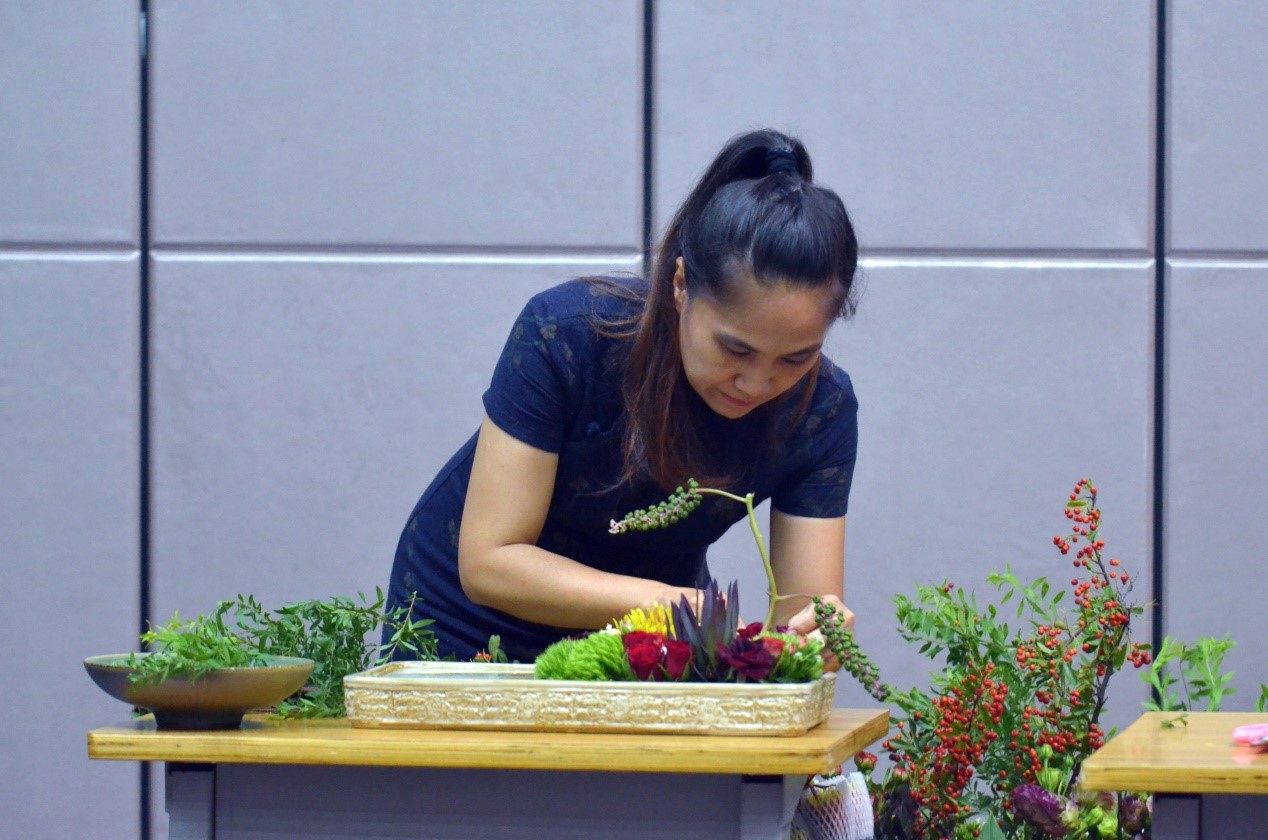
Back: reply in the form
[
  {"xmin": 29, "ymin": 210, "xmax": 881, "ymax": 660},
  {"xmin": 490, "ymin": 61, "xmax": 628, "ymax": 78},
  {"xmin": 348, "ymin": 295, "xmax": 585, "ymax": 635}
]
[
  {"xmin": 811, "ymin": 355, "xmax": 858, "ymax": 412},
  {"xmin": 525, "ymin": 274, "xmax": 647, "ymax": 323},
  {"xmin": 764, "ymin": 356, "xmax": 858, "ymax": 471}
]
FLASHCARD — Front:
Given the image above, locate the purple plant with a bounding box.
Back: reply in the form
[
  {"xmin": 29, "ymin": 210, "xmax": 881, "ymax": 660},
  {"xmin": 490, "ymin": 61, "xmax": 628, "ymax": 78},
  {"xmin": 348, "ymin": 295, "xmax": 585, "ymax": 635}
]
[
  {"xmin": 1010, "ymin": 784, "xmax": 1070, "ymax": 837},
  {"xmin": 669, "ymin": 579, "xmax": 739, "ymax": 681}
]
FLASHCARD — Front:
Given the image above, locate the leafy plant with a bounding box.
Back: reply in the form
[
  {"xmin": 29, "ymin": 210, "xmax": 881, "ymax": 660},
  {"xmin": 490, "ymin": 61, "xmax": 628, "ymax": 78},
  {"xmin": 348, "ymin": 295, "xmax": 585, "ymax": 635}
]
[
  {"xmin": 126, "ymin": 609, "xmax": 269, "ymax": 684},
  {"xmin": 819, "ymin": 479, "xmax": 1158, "ymax": 839},
  {"xmin": 127, "ymin": 589, "xmax": 438, "ymax": 719},
  {"xmin": 231, "ymin": 589, "xmax": 436, "ymax": 718},
  {"xmin": 473, "ymin": 634, "xmax": 511, "ymax": 663},
  {"xmin": 1142, "ymin": 634, "xmax": 1246, "ymax": 727}
]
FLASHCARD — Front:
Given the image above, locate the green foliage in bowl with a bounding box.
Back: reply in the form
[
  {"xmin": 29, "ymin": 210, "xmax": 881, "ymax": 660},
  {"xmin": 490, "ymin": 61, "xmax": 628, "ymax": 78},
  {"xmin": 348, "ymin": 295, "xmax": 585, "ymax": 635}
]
[
  {"xmin": 123, "ymin": 588, "xmax": 437, "ymax": 719},
  {"xmin": 86, "ymin": 653, "xmax": 314, "ymax": 730}
]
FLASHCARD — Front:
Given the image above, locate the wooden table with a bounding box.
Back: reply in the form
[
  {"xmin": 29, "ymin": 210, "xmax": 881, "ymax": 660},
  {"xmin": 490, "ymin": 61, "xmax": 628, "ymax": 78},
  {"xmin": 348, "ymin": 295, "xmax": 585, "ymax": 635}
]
[
  {"xmin": 89, "ymin": 708, "xmax": 889, "ymax": 839},
  {"xmin": 1081, "ymin": 711, "xmax": 1268, "ymax": 839}
]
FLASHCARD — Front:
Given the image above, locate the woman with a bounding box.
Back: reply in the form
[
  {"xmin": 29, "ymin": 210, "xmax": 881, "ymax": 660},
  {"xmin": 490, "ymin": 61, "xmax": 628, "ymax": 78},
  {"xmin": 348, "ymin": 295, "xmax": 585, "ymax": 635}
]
[{"xmin": 386, "ymin": 128, "xmax": 860, "ymax": 665}]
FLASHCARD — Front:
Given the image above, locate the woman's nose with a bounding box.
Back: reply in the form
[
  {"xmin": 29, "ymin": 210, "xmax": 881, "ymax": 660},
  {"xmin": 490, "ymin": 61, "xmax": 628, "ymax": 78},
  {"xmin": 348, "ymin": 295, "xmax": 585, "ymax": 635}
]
[{"xmin": 735, "ymin": 367, "xmax": 776, "ymax": 399}]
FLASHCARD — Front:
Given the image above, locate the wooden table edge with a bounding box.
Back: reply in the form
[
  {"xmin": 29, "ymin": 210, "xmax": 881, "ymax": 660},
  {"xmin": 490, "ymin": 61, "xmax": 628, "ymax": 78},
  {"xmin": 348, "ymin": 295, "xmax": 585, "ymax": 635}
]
[
  {"xmin": 88, "ymin": 707, "xmax": 890, "ymax": 776},
  {"xmin": 1080, "ymin": 711, "xmax": 1268, "ymax": 794}
]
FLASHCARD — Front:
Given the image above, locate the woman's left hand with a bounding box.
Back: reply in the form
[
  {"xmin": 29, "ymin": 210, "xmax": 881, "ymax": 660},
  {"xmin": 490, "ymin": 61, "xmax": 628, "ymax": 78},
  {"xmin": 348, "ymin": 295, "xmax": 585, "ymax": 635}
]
[{"xmin": 785, "ymin": 594, "xmax": 854, "ymax": 673}]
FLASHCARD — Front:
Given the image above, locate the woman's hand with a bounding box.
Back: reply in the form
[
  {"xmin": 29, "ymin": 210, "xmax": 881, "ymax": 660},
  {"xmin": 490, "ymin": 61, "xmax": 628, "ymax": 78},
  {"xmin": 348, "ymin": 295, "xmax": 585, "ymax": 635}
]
[{"xmin": 785, "ymin": 594, "xmax": 853, "ymax": 673}]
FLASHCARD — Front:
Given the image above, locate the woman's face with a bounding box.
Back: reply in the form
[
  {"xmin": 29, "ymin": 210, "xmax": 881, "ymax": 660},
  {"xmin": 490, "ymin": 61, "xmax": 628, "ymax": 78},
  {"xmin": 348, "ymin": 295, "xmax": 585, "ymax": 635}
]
[{"xmin": 674, "ymin": 260, "xmax": 838, "ymax": 420}]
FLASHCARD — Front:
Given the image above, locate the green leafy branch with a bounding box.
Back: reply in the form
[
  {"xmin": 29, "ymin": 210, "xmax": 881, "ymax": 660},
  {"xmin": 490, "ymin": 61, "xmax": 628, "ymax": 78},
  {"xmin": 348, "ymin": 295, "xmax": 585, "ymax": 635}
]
[
  {"xmin": 1141, "ymin": 634, "xmax": 1247, "ymax": 727},
  {"xmin": 127, "ymin": 589, "xmax": 438, "ymax": 719},
  {"xmin": 127, "ymin": 609, "xmax": 268, "ymax": 684}
]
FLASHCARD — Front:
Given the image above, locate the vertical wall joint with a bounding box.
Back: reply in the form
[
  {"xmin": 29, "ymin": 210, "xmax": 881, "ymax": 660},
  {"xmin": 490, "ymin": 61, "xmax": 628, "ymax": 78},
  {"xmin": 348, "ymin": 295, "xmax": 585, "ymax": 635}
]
[{"xmin": 1150, "ymin": 0, "xmax": 1168, "ymax": 674}]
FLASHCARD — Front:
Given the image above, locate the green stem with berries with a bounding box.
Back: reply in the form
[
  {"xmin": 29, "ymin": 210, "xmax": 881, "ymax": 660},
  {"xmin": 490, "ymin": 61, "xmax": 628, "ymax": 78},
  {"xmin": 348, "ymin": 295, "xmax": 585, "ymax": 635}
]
[{"xmin": 814, "ymin": 595, "xmax": 891, "ymax": 702}]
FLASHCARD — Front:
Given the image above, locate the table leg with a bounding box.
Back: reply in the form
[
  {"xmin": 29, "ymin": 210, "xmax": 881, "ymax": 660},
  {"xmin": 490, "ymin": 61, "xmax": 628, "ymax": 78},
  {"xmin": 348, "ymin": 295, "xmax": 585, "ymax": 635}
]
[
  {"xmin": 165, "ymin": 763, "xmax": 215, "ymax": 840},
  {"xmin": 1200, "ymin": 794, "xmax": 1268, "ymax": 837},
  {"xmin": 1152, "ymin": 794, "xmax": 1200, "ymax": 840},
  {"xmin": 739, "ymin": 775, "xmax": 802, "ymax": 840}
]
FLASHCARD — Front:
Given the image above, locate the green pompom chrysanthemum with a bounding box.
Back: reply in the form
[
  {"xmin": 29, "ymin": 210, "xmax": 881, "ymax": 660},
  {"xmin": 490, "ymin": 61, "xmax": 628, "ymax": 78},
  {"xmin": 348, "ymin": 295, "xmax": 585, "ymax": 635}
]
[{"xmin": 535, "ymin": 632, "xmax": 633, "ymax": 681}]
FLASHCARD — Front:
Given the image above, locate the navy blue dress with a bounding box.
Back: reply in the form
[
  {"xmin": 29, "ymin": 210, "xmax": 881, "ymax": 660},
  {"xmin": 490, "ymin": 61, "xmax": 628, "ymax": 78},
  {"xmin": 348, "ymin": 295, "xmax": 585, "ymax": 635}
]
[{"xmin": 386, "ymin": 277, "xmax": 858, "ymax": 662}]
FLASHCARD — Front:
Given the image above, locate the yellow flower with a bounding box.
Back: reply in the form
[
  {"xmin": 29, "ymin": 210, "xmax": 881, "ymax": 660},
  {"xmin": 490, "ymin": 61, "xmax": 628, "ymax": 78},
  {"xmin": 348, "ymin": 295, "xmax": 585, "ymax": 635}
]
[{"xmin": 619, "ymin": 604, "xmax": 674, "ymax": 636}]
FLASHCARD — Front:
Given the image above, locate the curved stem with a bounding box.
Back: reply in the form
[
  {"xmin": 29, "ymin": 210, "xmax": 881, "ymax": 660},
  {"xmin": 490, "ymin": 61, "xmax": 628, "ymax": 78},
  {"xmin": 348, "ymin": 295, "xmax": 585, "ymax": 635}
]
[
  {"xmin": 697, "ymin": 487, "xmax": 750, "ymax": 504},
  {"xmin": 699, "ymin": 489, "xmax": 778, "ymax": 630}
]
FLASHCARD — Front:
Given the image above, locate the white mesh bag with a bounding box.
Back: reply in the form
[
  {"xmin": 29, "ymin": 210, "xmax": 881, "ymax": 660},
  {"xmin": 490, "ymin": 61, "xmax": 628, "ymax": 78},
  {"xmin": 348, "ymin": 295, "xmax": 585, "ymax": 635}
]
[{"xmin": 791, "ymin": 771, "xmax": 874, "ymax": 840}]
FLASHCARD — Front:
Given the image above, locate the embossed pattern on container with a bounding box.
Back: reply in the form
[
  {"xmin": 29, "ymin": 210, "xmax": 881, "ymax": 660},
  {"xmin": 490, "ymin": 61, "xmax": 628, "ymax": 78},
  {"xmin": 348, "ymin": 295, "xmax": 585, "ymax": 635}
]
[{"xmin": 345, "ymin": 662, "xmax": 836, "ymax": 736}]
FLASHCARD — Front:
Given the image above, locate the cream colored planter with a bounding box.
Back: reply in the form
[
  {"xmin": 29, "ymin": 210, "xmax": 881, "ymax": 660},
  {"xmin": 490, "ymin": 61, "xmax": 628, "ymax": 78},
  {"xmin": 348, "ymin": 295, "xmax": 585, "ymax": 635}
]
[{"xmin": 345, "ymin": 662, "xmax": 836, "ymax": 736}]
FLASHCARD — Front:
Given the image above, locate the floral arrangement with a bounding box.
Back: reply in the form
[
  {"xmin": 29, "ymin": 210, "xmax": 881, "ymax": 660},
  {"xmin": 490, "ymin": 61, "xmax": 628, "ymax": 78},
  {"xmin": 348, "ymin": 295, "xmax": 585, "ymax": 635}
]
[
  {"xmin": 534, "ymin": 480, "xmax": 825, "ymax": 684},
  {"xmin": 535, "ymin": 580, "xmax": 826, "ymax": 683}
]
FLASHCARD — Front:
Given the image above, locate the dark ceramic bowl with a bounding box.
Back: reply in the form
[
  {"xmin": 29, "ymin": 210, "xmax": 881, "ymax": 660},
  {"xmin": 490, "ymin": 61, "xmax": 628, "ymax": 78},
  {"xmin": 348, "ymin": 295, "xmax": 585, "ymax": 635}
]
[{"xmin": 85, "ymin": 653, "xmax": 315, "ymax": 730}]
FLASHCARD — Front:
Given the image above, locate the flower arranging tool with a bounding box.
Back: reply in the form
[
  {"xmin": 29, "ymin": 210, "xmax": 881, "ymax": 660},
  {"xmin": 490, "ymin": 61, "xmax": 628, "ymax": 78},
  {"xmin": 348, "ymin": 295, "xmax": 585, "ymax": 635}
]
[{"xmin": 1232, "ymin": 722, "xmax": 1268, "ymax": 748}]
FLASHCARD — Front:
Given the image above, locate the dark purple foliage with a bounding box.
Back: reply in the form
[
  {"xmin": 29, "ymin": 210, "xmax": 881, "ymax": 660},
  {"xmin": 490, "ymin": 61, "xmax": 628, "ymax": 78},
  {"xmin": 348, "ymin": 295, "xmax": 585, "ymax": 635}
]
[
  {"xmin": 670, "ymin": 579, "xmax": 739, "ymax": 680},
  {"xmin": 1010, "ymin": 784, "xmax": 1069, "ymax": 837},
  {"xmin": 1119, "ymin": 794, "xmax": 1148, "ymax": 835}
]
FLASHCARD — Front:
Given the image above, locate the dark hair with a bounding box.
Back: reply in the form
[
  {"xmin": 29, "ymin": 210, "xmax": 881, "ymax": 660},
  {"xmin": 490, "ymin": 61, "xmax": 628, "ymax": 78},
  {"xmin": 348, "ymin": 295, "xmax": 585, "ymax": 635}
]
[{"xmin": 605, "ymin": 129, "xmax": 859, "ymax": 491}]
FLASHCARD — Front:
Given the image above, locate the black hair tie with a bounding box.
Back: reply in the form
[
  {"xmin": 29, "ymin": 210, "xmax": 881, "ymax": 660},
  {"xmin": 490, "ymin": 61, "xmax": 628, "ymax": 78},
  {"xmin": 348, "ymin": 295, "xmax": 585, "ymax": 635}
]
[{"xmin": 765, "ymin": 146, "xmax": 798, "ymax": 176}]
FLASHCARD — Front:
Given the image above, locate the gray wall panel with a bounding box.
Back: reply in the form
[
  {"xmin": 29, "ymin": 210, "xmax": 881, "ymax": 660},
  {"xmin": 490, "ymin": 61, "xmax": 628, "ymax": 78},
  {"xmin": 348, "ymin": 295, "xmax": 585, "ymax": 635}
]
[
  {"xmin": 707, "ymin": 261, "xmax": 1156, "ymax": 724},
  {"xmin": 148, "ymin": 0, "xmax": 642, "ymax": 248},
  {"xmin": 13, "ymin": 2, "xmax": 1268, "ymax": 833},
  {"xmin": 656, "ymin": 1, "xmax": 1154, "ymax": 253},
  {"xmin": 1169, "ymin": 1, "xmax": 1268, "ymax": 252},
  {"xmin": 0, "ymin": 1, "xmax": 139, "ymax": 246},
  {"xmin": 150, "ymin": 257, "xmax": 640, "ymax": 621},
  {"xmin": 1165, "ymin": 262, "xmax": 1268, "ymax": 710},
  {"xmin": 0, "ymin": 257, "xmax": 140, "ymax": 839}
]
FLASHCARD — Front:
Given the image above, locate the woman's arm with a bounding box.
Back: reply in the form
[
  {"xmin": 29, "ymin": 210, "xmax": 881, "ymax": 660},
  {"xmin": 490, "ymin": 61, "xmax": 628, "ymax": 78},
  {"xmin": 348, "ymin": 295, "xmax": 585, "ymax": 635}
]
[
  {"xmin": 458, "ymin": 415, "xmax": 698, "ymax": 629},
  {"xmin": 769, "ymin": 508, "xmax": 853, "ymax": 669}
]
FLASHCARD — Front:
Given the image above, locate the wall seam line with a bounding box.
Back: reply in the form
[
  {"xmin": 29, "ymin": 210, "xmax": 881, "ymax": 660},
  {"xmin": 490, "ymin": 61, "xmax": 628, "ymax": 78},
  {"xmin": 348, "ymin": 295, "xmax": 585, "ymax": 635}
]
[
  {"xmin": 1151, "ymin": 0, "xmax": 1168, "ymax": 678},
  {"xmin": 137, "ymin": 2, "xmax": 152, "ymax": 838},
  {"xmin": 641, "ymin": 0, "xmax": 654, "ymax": 277}
]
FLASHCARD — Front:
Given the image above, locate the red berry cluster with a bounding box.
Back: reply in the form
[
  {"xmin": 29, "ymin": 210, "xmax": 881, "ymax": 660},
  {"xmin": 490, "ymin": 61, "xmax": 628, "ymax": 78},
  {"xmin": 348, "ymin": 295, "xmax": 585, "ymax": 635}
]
[
  {"xmin": 883, "ymin": 664, "xmax": 1007, "ymax": 837},
  {"xmin": 853, "ymin": 480, "xmax": 1152, "ymax": 838},
  {"xmin": 997, "ymin": 480, "xmax": 1148, "ymax": 789}
]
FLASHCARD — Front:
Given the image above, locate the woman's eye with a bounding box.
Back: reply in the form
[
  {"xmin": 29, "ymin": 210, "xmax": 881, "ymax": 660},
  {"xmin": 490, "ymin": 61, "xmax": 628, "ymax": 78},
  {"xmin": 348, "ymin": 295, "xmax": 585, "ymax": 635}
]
[
  {"xmin": 781, "ymin": 354, "xmax": 814, "ymax": 366},
  {"xmin": 722, "ymin": 345, "xmax": 751, "ymax": 358}
]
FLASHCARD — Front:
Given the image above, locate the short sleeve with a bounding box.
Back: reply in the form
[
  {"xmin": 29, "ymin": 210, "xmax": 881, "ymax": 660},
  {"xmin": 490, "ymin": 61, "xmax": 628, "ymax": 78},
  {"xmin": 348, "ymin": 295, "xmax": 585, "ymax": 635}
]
[
  {"xmin": 481, "ymin": 293, "xmax": 580, "ymax": 454},
  {"xmin": 771, "ymin": 370, "xmax": 859, "ymax": 518}
]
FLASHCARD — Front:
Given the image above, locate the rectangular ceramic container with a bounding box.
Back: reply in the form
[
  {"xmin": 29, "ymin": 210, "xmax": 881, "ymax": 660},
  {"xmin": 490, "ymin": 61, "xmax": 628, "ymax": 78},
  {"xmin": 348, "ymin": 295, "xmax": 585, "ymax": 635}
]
[{"xmin": 344, "ymin": 662, "xmax": 836, "ymax": 736}]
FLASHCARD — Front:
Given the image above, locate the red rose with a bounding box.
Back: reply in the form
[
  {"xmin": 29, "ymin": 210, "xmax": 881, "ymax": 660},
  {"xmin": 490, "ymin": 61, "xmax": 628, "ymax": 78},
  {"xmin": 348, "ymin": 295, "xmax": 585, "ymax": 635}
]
[
  {"xmin": 625, "ymin": 641, "xmax": 663, "ymax": 680},
  {"xmin": 662, "ymin": 640, "xmax": 692, "ymax": 680},
  {"xmin": 622, "ymin": 631, "xmax": 665, "ymax": 651},
  {"xmin": 737, "ymin": 622, "xmax": 764, "ymax": 641},
  {"xmin": 760, "ymin": 636, "xmax": 785, "ymax": 657}
]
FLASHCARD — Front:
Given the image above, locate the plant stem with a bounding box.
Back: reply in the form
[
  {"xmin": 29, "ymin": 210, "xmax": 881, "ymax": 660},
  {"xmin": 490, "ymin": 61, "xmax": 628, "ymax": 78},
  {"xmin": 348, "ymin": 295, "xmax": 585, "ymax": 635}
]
[{"xmin": 697, "ymin": 488, "xmax": 779, "ymax": 630}]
